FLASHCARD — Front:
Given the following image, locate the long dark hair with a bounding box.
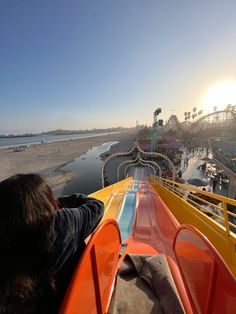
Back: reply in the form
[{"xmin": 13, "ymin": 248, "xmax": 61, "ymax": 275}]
[{"xmin": 0, "ymin": 174, "xmax": 57, "ymax": 314}]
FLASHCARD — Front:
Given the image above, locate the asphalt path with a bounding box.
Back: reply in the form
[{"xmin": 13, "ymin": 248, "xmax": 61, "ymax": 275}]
[{"xmin": 181, "ymin": 148, "xmax": 228, "ymax": 197}]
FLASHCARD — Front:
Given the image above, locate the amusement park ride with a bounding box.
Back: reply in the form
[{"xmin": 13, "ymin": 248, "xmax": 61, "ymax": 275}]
[{"xmin": 59, "ymin": 138, "xmax": 236, "ymax": 313}]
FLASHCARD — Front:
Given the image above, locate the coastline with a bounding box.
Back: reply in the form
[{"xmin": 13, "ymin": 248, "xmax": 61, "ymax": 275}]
[{"xmin": 0, "ymin": 130, "xmax": 137, "ymax": 195}]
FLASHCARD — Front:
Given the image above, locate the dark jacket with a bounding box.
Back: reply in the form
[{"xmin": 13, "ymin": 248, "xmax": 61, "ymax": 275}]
[{"xmin": 51, "ymin": 193, "xmax": 104, "ymax": 310}]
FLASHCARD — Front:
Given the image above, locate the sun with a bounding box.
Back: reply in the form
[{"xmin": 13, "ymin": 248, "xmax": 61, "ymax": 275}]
[{"xmin": 201, "ymin": 81, "xmax": 236, "ymax": 113}]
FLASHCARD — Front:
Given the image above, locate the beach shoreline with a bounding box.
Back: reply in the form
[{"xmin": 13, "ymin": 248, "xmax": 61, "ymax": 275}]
[{"xmin": 0, "ymin": 130, "xmax": 137, "ymax": 195}]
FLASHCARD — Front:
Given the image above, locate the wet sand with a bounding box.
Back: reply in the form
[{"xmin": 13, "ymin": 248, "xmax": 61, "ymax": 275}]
[{"xmin": 0, "ymin": 130, "xmax": 137, "ymax": 194}]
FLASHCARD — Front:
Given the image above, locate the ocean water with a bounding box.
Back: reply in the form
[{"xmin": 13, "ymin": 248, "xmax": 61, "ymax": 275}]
[
  {"xmin": 0, "ymin": 132, "xmax": 118, "ymax": 148},
  {"xmin": 61, "ymin": 141, "xmax": 118, "ymax": 195},
  {"xmin": 60, "ymin": 135, "xmax": 137, "ymax": 195}
]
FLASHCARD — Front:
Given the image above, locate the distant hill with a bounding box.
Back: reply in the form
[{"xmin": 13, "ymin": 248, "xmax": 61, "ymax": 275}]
[{"xmin": 0, "ymin": 127, "xmax": 134, "ymax": 138}]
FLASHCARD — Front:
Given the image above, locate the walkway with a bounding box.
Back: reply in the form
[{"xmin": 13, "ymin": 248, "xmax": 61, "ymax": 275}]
[{"xmin": 180, "ymin": 148, "xmax": 228, "ymax": 198}]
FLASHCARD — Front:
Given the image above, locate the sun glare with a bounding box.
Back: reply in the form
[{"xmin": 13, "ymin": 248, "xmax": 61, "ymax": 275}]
[{"xmin": 201, "ymin": 81, "xmax": 236, "ymax": 113}]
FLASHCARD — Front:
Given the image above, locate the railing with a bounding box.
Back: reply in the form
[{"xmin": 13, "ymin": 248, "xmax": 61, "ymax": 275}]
[
  {"xmin": 151, "ymin": 176, "xmax": 236, "ymax": 276},
  {"xmin": 153, "ymin": 176, "xmax": 236, "ymax": 235},
  {"xmin": 209, "ymin": 137, "xmax": 236, "ymax": 175}
]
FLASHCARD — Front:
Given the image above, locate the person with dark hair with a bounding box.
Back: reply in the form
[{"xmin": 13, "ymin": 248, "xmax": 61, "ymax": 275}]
[
  {"xmin": 0, "ymin": 173, "xmax": 104, "ymax": 314},
  {"xmin": 212, "ymin": 176, "xmax": 218, "ymax": 191},
  {"xmin": 178, "ymin": 169, "xmax": 182, "ymax": 178}
]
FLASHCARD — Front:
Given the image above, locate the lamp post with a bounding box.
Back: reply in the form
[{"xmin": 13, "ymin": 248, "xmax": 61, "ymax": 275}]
[{"xmin": 151, "ymin": 108, "xmax": 162, "ymax": 152}]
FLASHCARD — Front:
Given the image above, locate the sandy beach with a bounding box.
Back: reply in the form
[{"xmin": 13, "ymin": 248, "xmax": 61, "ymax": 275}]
[{"xmin": 0, "ymin": 130, "xmax": 137, "ymax": 194}]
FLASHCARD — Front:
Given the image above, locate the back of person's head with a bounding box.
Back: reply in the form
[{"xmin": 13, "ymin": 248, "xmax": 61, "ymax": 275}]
[{"xmin": 0, "ymin": 174, "xmax": 57, "ymax": 313}]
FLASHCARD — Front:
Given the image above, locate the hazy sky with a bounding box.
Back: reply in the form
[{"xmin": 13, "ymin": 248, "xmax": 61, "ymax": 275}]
[{"xmin": 1, "ymin": 0, "xmax": 236, "ymax": 134}]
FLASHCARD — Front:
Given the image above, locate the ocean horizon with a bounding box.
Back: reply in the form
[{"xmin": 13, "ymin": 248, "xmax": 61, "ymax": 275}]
[{"xmin": 0, "ymin": 131, "xmax": 119, "ymax": 148}]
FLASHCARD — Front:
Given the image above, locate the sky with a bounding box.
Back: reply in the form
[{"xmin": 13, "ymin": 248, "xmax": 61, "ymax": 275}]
[{"xmin": 0, "ymin": 0, "xmax": 236, "ymax": 134}]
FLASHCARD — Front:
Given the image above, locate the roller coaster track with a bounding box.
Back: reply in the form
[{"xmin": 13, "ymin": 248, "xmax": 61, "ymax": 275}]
[{"xmin": 164, "ymin": 110, "xmax": 236, "ymax": 133}]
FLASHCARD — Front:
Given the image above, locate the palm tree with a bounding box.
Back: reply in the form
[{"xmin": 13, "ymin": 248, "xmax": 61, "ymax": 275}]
[{"xmin": 192, "ymin": 107, "xmax": 197, "ymax": 121}]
